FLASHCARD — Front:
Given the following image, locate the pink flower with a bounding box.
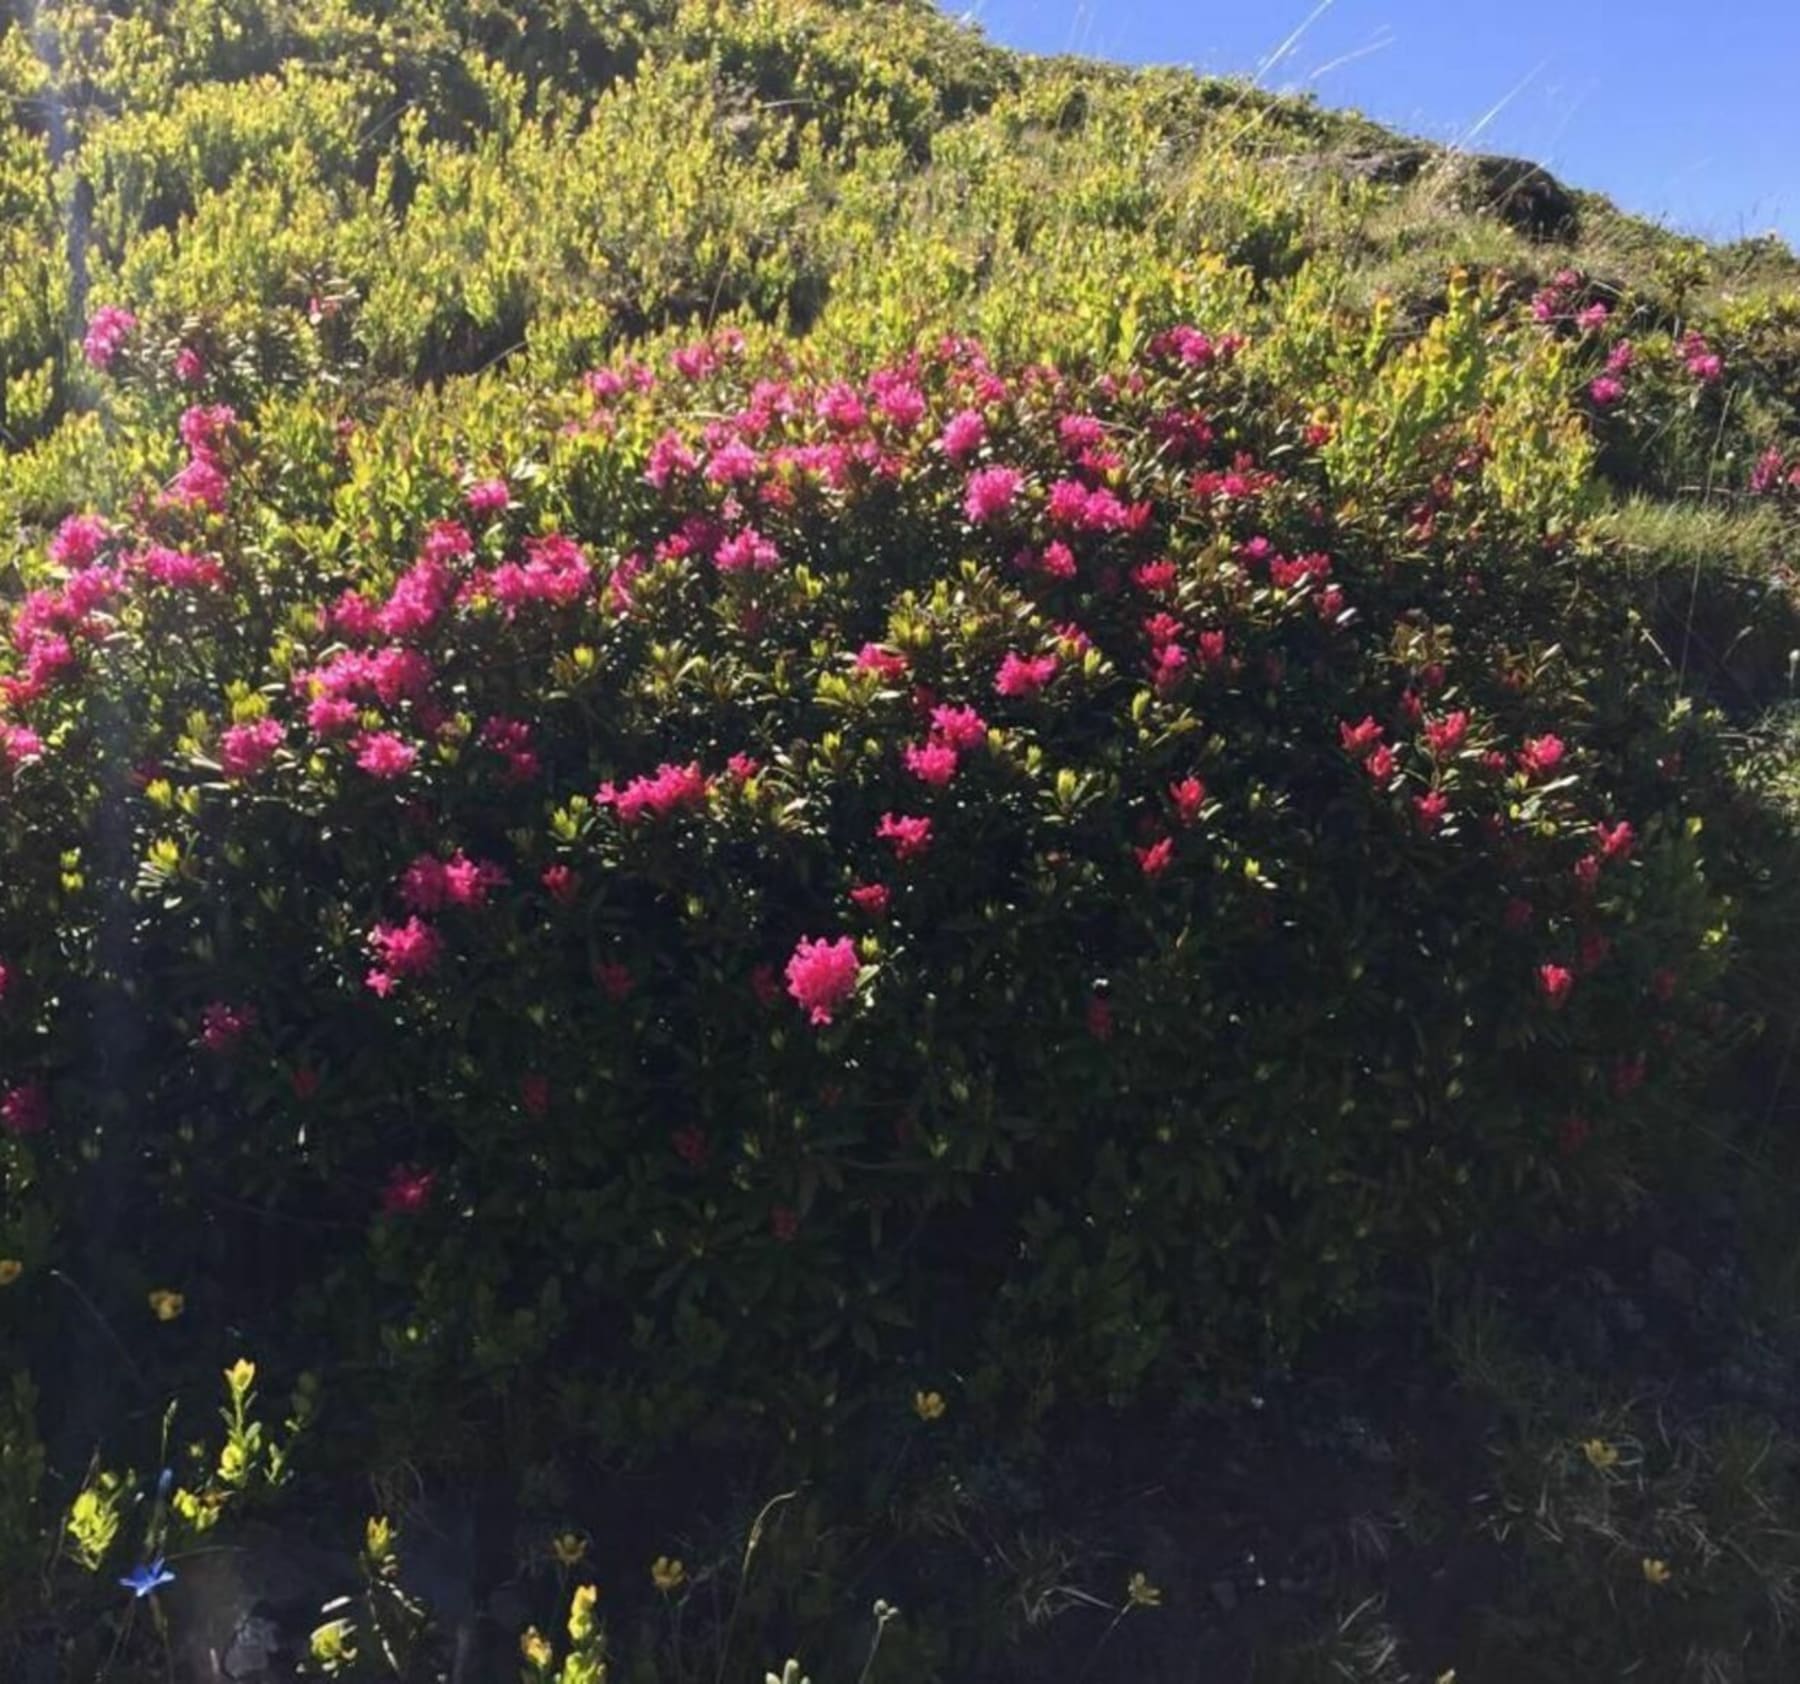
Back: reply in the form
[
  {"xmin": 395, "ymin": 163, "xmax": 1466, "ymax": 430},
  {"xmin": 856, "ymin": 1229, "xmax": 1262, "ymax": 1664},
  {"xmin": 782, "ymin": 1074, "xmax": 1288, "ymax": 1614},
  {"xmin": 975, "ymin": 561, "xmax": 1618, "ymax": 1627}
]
[
  {"xmin": 82, "ymin": 306, "xmax": 137, "ymax": 371},
  {"xmin": 706, "ymin": 439, "xmax": 761, "ymax": 484},
  {"xmin": 1133, "ymin": 558, "xmax": 1177, "ymax": 592},
  {"xmin": 597, "ymin": 762, "xmax": 709, "ymax": 823},
  {"xmin": 367, "ymin": 917, "xmax": 442, "ymax": 980},
  {"xmin": 520, "ymin": 1074, "xmax": 551, "ymax": 1117},
  {"xmin": 307, "ymin": 695, "xmax": 359, "ymax": 736},
  {"xmin": 874, "ymin": 379, "xmax": 926, "ymax": 431},
  {"xmin": 1424, "ymin": 712, "xmax": 1468, "ymax": 757},
  {"xmin": 964, "ymin": 465, "xmax": 1023, "ymax": 525},
  {"xmin": 464, "ymin": 477, "xmax": 510, "ymax": 515},
  {"xmin": 1170, "ymin": 777, "xmax": 1206, "ymax": 824},
  {"xmin": 1537, "ymin": 963, "xmax": 1574, "ymax": 1010},
  {"xmin": 1365, "ymin": 744, "xmax": 1396, "ymax": 783},
  {"xmin": 135, "ymin": 544, "xmax": 224, "ymax": 591},
  {"xmin": 1518, "ymin": 735, "xmax": 1566, "ymax": 779},
  {"xmin": 381, "ymin": 1165, "xmax": 435, "ymax": 1215},
  {"xmin": 1595, "ymin": 819, "xmax": 1635, "ymax": 861},
  {"xmin": 542, "ymin": 864, "xmax": 579, "ymax": 905},
  {"xmin": 0, "ymin": 961, "xmax": 9, "ymax": 1002},
  {"xmin": 714, "ymin": 526, "xmax": 781, "ymax": 574},
  {"xmin": 877, "ymin": 813, "xmax": 933, "ymax": 861},
  {"xmin": 48, "ymin": 514, "xmax": 112, "ymax": 568},
  {"xmin": 1, "ymin": 726, "xmax": 44, "ymax": 768},
  {"xmin": 1573, "ymin": 854, "xmax": 1602, "ymax": 894},
  {"xmin": 849, "ymin": 882, "xmax": 891, "ymax": 917},
  {"xmin": 904, "ymin": 740, "xmax": 958, "ymax": 787},
  {"xmin": 376, "ymin": 557, "xmax": 453, "ymax": 639},
  {"xmin": 1751, "ymin": 447, "xmax": 1788, "ymax": 495},
  {"xmin": 1576, "ymin": 302, "xmax": 1610, "ymax": 333},
  {"xmin": 1588, "ymin": 375, "xmax": 1625, "ymax": 407},
  {"xmin": 856, "ymin": 644, "xmax": 909, "ymax": 680},
  {"xmin": 815, "ymin": 382, "xmax": 869, "ymax": 431},
  {"xmin": 929, "ymin": 705, "xmax": 987, "ymax": 750},
  {"xmin": 1037, "ymin": 540, "xmax": 1079, "ymax": 580},
  {"xmin": 219, "ymin": 717, "xmax": 284, "ymax": 780},
  {"xmin": 995, "ymin": 652, "xmax": 1057, "ymax": 699},
  {"xmin": 179, "ymin": 404, "xmax": 236, "ymax": 457},
  {"xmin": 174, "ymin": 345, "xmax": 205, "ymax": 385},
  {"xmin": 1413, "ymin": 790, "xmax": 1449, "ymax": 833},
  {"xmin": 938, "ymin": 410, "xmax": 987, "ymax": 460},
  {"xmin": 785, "ymin": 935, "xmax": 861, "ymax": 1026},
  {"xmin": 1340, "ymin": 717, "xmax": 1383, "ymax": 756},
  {"xmin": 353, "ymin": 731, "xmax": 418, "ymax": 780},
  {"xmin": 1, "ymin": 1082, "xmax": 48, "ymax": 1136},
  {"xmin": 168, "ymin": 453, "xmax": 228, "ymax": 511},
  {"xmin": 198, "ymin": 1001, "xmax": 255, "ymax": 1053},
  {"xmin": 672, "ymin": 1125, "xmax": 710, "ymax": 1168},
  {"xmin": 1136, "ymin": 836, "xmax": 1174, "ymax": 877}
]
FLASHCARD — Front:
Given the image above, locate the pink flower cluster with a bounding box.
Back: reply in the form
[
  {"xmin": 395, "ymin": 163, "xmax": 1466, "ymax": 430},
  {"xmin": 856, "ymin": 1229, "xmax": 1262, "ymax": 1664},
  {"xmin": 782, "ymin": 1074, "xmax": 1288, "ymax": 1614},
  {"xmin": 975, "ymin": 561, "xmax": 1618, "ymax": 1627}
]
[
  {"xmin": 598, "ymin": 762, "xmax": 710, "ymax": 823},
  {"xmin": 82, "ymin": 306, "xmax": 137, "ymax": 371},
  {"xmin": 786, "ymin": 935, "xmax": 860, "ymax": 1025}
]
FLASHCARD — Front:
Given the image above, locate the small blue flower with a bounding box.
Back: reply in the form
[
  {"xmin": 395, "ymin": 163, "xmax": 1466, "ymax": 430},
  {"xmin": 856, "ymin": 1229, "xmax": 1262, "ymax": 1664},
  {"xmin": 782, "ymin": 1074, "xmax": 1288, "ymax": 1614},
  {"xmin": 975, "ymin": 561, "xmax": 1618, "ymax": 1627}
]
[{"xmin": 119, "ymin": 1557, "xmax": 176, "ymax": 1599}]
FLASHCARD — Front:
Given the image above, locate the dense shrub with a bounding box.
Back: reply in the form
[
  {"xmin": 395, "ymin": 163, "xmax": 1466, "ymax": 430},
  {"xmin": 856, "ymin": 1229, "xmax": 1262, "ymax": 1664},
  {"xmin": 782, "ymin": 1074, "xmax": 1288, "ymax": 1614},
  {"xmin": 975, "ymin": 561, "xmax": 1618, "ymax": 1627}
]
[{"xmin": 1, "ymin": 323, "xmax": 1741, "ymax": 1471}]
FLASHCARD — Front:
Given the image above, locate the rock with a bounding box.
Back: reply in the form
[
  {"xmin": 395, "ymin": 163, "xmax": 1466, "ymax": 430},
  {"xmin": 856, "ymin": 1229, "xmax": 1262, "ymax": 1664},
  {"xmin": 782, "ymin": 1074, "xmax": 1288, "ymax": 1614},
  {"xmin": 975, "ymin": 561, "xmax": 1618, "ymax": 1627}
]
[{"xmin": 1450, "ymin": 154, "xmax": 1579, "ymax": 241}]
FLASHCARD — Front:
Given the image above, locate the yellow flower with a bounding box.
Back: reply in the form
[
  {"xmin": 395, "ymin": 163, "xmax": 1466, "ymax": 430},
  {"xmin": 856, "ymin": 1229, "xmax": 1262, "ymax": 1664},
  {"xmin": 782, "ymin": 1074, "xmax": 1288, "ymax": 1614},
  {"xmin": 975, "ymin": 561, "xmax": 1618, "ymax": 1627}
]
[
  {"xmin": 0, "ymin": 1259, "xmax": 23, "ymax": 1287},
  {"xmin": 224, "ymin": 1357, "xmax": 256, "ymax": 1394},
  {"xmin": 1126, "ymin": 1570, "xmax": 1162, "ymax": 1609},
  {"xmin": 568, "ymin": 1581, "xmax": 600, "ymax": 1642},
  {"xmin": 650, "ymin": 1555, "xmax": 686, "ymax": 1594},
  {"xmin": 552, "ymin": 1530, "xmax": 589, "ymax": 1568},
  {"xmin": 913, "ymin": 1389, "xmax": 946, "ymax": 1423},
  {"xmin": 148, "ymin": 1288, "xmax": 185, "ymax": 1321},
  {"xmin": 520, "ymin": 1627, "xmax": 554, "ymax": 1669},
  {"xmin": 1581, "ymin": 1438, "xmax": 1619, "ymax": 1471},
  {"xmin": 1642, "ymin": 1557, "xmax": 1672, "ymax": 1586}
]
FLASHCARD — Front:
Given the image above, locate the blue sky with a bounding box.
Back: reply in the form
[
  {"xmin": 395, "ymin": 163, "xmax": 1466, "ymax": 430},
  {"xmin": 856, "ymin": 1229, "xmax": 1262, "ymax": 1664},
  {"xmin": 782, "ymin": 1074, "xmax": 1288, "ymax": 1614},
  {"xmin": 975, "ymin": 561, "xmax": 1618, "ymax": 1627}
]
[{"xmin": 944, "ymin": 1, "xmax": 1798, "ymax": 247}]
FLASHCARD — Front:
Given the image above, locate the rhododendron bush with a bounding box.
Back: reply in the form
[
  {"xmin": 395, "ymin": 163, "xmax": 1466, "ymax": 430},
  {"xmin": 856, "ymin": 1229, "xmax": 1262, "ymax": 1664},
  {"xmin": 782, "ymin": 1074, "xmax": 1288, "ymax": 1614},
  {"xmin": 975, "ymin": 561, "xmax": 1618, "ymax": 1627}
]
[{"xmin": 0, "ymin": 325, "xmax": 1740, "ymax": 1450}]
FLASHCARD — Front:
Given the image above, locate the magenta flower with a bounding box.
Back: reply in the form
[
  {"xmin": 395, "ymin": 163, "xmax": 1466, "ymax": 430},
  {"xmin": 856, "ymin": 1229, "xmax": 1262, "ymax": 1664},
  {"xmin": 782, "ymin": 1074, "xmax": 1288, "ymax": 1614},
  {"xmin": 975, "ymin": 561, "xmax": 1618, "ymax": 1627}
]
[
  {"xmin": 995, "ymin": 652, "xmax": 1058, "ymax": 699},
  {"xmin": 1537, "ymin": 963, "xmax": 1574, "ymax": 1010},
  {"xmin": 174, "ymin": 346, "xmax": 205, "ymax": 385},
  {"xmin": 856, "ymin": 644, "xmax": 909, "ymax": 680},
  {"xmin": 877, "ymin": 813, "xmax": 933, "ymax": 861},
  {"xmin": 353, "ymin": 731, "xmax": 418, "ymax": 780},
  {"xmin": 938, "ymin": 410, "xmax": 987, "ymax": 461},
  {"xmin": 929, "ymin": 705, "xmax": 987, "ymax": 750},
  {"xmin": 903, "ymin": 740, "xmax": 958, "ymax": 787},
  {"xmin": 963, "ymin": 465, "xmax": 1023, "ymax": 525},
  {"xmin": 1136, "ymin": 836, "xmax": 1174, "ymax": 877},
  {"xmin": 715, "ymin": 527, "xmax": 781, "ymax": 573},
  {"xmin": 785, "ymin": 935, "xmax": 861, "ymax": 1026},
  {"xmin": 1517, "ymin": 735, "xmax": 1566, "ymax": 779},
  {"xmin": 1588, "ymin": 375, "xmax": 1625, "ymax": 408},
  {"xmin": 367, "ymin": 917, "xmax": 442, "ymax": 985},
  {"xmin": 219, "ymin": 718, "xmax": 284, "ymax": 780},
  {"xmin": 849, "ymin": 882, "xmax": 891, "ymax": 918},
  {"xmin": 82, "ymin": 306, "xmax": 137, "ymax": 371},
  {"xmin": 597, "ymin": 762, "xmax": 709, "ymax": 823},
  {"xmin": 464, "ymin": 477, "xmax": 510, "ymax": 516}
]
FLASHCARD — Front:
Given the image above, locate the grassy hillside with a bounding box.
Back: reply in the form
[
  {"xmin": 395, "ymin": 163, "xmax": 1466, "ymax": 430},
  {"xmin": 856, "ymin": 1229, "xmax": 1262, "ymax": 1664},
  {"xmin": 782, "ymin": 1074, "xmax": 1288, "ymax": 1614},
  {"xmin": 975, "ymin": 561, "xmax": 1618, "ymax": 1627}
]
[{"xmin": 1, "ymin": 4, "xmax": 1799, "ymax": 1682}]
